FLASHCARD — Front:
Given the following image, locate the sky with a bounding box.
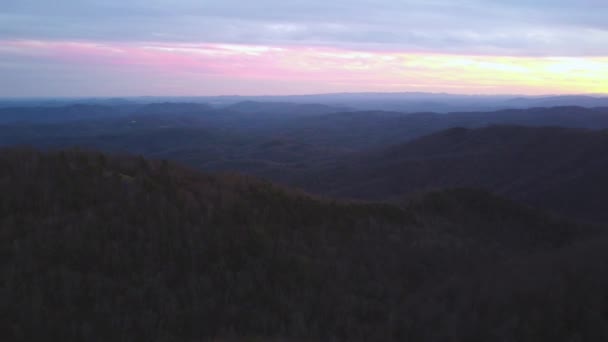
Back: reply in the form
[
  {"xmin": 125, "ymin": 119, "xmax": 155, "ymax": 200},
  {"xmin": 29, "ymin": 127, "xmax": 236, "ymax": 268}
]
[{"xmin": 1, "ymin": 0, "xmax": 607, "ymax": 97}]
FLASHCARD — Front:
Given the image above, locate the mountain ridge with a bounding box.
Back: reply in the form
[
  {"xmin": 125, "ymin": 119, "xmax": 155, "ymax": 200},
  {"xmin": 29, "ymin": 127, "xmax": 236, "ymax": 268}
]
[{"xmin": 300, "ymin": 125, "xmax": 608, "ymax": 223}]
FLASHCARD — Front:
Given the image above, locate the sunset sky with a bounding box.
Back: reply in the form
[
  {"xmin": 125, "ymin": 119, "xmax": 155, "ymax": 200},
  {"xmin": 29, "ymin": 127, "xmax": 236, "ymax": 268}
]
[{"xmin": 1, "ymin": 0, "xmax": 607, "ymax": 97}]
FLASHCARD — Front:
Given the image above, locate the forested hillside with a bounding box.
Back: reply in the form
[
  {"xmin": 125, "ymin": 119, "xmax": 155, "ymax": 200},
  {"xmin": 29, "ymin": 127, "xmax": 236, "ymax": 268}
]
[
  {"xmin": 302, "ymin": 125, "xmax": 608, "ymax": 224},
  {"xmin": 1, "ymin": 148, "xmax": 605, "ymax": 341}
]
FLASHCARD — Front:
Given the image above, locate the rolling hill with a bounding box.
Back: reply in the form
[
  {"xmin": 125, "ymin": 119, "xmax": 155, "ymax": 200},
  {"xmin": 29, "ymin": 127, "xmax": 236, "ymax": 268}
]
[
  {"xmin": 1, "ymin": 148, "xmax": 603, "ymax": 341},
  {"xmin": 301, "ymin": 125, "xmax": 608, "ymax": 223}
]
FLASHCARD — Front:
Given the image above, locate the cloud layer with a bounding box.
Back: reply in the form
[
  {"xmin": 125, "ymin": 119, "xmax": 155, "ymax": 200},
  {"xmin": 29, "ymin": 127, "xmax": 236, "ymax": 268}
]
[
  {"xmin": 1, "ymin": 1, "xmax": 607, "ymax": 96},
  {"xmin": 2, "ymin": 0, "xmax": 608, "ymax": 55}
]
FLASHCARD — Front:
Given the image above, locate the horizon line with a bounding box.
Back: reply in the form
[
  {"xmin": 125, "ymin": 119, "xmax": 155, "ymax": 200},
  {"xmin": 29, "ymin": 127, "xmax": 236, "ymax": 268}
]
[{"xmin": 2, "ymin": 91, "xmax": 608, "ymax": 100}]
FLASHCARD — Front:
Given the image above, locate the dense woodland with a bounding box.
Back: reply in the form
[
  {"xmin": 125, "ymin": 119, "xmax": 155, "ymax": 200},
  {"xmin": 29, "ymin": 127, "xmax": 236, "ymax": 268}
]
[{"xmin": 1, "ymin": 148, "xmax": 607, "ymax": 341}]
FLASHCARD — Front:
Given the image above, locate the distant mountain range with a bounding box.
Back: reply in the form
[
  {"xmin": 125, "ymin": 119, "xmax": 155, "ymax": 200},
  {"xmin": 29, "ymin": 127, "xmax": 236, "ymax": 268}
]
[
  {"xmin": 2, "ymin": 92, "xmax": 608, "ymax": 112},
  {"xmin": 1, "ymin": 102, "xmax": 608, "ymax": 225}
]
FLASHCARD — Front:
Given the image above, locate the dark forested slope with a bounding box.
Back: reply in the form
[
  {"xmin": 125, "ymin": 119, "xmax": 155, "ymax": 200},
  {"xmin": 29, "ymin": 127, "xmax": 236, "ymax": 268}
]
[
  {"xmin": 274, "ymin": 106, "xmax": 608, "ymax": 149},
  {"xmin": 302, "ymin": 125, "xmax": 608, "ymax": 223},
  {"xmin": 0, "ymin": 148, "xmax": 605, "ymax": 341}
]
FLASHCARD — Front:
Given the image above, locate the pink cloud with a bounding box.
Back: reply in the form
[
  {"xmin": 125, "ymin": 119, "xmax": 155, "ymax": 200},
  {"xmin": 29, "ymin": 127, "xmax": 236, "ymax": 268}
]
[{"xmin": 1, "ymin": 39, "xmax": 607, "ymax": 95}]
